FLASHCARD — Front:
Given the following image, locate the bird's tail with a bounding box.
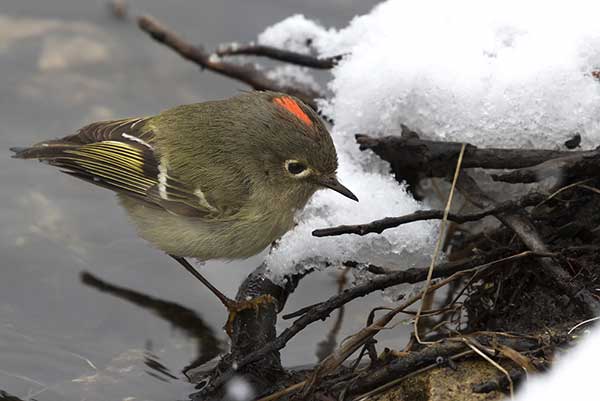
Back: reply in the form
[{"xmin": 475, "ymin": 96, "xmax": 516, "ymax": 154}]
[{"xmin": 10, "ymin": 141, "xmax": 78, "ymax": 160}]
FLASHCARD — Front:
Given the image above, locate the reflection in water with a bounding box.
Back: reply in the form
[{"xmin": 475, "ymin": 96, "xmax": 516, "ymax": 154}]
[
  {"xmin": 1, "ymin": 0, "xmax": 382, "ymax": 399},
  {"xmin": 315, "ymin": 267, "xmax": 349, "ymax": 362},
  {"xmin": 144, "ymin": 351, "xmax": 179, "ymax": 381},
  {"xmin": 0, "ymin": 390, "xmax": 26, "ymax": 401},
  {"xmin": 80, "ymin": 272, "xmax": 224, "ymax": 375}
]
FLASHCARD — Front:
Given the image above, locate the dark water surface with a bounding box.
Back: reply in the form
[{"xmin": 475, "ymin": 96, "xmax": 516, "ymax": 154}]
[{"xmin": 0, "ymin": 1, "xmax": 396, "ymax": 400}]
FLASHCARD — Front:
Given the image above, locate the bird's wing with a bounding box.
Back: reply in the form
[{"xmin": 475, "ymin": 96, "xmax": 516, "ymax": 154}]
[{"xmin": 12, "ymin": 117, "xmax": 220, "ymax": 218}]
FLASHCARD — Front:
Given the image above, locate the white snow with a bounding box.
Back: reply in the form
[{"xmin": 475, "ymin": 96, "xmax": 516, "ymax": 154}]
[
  {"xmin": 225, "ymin": 376, "xmax": 255, "ymax": 401},
  {"xmin": 265, "ymin": 65, "xmax": 321, "ymax": 93},
  {"xmin": 514, "ymin": 325, "xmax": 599, "ymax": 401},
  {"xmin": 258, "ymin": 14, "xmax": 330, "ymax": 54},
  {"xmin": 261, "ymin": 0, "xmax": 600, "ymax": 149},
  {"xmin": 266, "ymin": 157, "xmax": 437, "ymax": 279},
  {"xmin": 263, "ymin": 0, "xmax": 600, "ymax": 278},
  {"xmin": 257, "ymin": 2, "xmax": 600, "ymax": 397}
]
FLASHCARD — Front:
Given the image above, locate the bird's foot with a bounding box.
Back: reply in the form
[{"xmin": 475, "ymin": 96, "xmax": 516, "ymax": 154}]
[{"xmin": 224, "ymin": 294, "xmax": 277, "ymax": 336}]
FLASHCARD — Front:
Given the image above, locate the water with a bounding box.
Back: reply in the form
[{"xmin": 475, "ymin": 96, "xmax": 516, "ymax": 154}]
[{"xmin": 0, "ymin": 1, "xmax": 405, "ymax": 400}]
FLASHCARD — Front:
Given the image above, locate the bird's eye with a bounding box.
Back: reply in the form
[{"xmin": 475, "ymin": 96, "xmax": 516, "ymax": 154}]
[{"xmin": 286, "ymin": 161, "xmax": 307, "ymax": 175}]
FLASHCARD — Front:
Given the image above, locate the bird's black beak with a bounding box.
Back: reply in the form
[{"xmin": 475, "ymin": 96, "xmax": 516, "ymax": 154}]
[{"xmin": 319, "ymin": 176, "xmax": 358, "ymax": 202}]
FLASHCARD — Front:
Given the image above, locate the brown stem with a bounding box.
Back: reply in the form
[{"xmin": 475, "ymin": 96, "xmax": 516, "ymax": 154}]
[
  {"xmin": 355, "ymin": 131, "xmax": 596, "ymax": 192},
  {"xmin": 217, "ymin": 43, "xmax": 343, "ymax": 69},
  {"xmin": 312, "ymin": 192, "xmax": 544, "ymax": 237},
  {"xmin": 137, "ymin": 15, "xmax": 322, "ymax": 109},
  {"xmin": 491, "ymin": 151, "xmax": 600, "ymax": 183}
]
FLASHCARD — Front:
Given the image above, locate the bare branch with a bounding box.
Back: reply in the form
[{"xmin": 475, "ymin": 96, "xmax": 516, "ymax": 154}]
[
  {"xmin": 137, "ymin": 15, "xmax": 322, "ymax": 108},
  {"xmin": 345, "ymin": 329, "xmax": 571, "ymax": 398},
  {"xmin": 355, "ymin": 131, "xmax": 596, "ymax": 191},
  {"xmin": 472, "ymin": 368, "xmax": 525, "ymax": 394},
  {"xmin": 217, "ymin": 43, "xmax": 343, "ymax": 69},
  {"xmin": 205, "ymin": 250, "xmax": 542, "ymax": 393},
  {"xmin": 312, "ymin": 192, "xmax": 545, "ymax": 237},
  {"xmin": 491, "ymin": 151, "xmax": 600, "ymax": 183},
  {"xmin": 187, "ymin": 263, "xmax": 312, "ymax": 400}
]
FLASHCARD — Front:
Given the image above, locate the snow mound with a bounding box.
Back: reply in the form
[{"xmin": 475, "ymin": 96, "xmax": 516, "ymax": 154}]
[
  {"xmin": 263, "ymin": 0, "xmax": 600, "ymax": 279},
  {"xmin": 266, "ymin": 155, "xmax": 437, "ymax": 280},
  {"xmin": 258, "ymin": 14, "xmax": 331, "ymax": 54}
]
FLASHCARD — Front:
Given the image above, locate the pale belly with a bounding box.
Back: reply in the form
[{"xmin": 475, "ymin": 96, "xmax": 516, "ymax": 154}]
[{"xmin": 118, "ymin": 195, "xmax": 295, "ymax": 260}]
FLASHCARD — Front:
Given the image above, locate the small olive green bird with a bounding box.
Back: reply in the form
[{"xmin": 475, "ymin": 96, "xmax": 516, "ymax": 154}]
[{"xmin": 11, "ymin": 91, "xmax": 357, "ymax": 311}]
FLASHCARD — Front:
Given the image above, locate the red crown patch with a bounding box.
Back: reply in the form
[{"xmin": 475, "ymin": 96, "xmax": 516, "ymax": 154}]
[{"xmin": 273, "ymin": 96, "xmax": 313, "ymax": 127}]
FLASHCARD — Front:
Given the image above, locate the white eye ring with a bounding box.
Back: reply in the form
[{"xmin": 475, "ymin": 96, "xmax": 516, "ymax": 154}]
[{"xmin": 284, "ymin": 159, "xmax": 311, "ymax": 178}]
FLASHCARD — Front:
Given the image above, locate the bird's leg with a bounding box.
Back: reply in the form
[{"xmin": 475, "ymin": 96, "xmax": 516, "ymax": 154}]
[
  {"xmin": 169, "ymin": 255, "xmax": 276, "ymax": 335},
  {"xmin": 169, "ymin": 254, "xmax": 234, "ymax": 308}
]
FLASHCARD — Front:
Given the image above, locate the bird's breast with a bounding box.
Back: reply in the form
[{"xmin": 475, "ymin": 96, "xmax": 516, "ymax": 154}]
[{"xmin": 119, "ymin": 194, "xmax": 297, "ymax": 260}]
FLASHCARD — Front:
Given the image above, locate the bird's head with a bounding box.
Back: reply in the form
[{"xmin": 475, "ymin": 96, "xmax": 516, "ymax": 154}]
[{"xmin": 243, "ymin": 92, "xmax": 358, "ymax": 206}]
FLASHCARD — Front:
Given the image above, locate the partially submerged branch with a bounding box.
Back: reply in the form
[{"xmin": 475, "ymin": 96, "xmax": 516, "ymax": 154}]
[{"xmin": 188, "ymin": 263, "xmax": 311, "ymax": 400}]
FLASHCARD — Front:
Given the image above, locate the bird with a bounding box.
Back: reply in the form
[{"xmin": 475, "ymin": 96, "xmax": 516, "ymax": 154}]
[{"xmin": 11, "ymin": 91, "xmax": 358, "ymax": 322}]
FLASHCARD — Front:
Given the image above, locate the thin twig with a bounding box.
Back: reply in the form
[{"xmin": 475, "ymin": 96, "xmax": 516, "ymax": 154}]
[
  {"xmin": 344, "ymin": 325, "xmax": 575, "ymax": 397},
  {"xmin": 253, "ymin": 253, "xmax": 557, "ymax": 400},
  {"xmin": 254, "ymin": 381, "xmax": 306, "ymax": 401},
  {"xmin": 461, "ymin": 338, "xmax": 514, "ymax": 399},
  {"xmin": 578, "ymin": 184, "xmax": 600, "ymax": 195},
  {"xmin": 472, "ymin": 368, "xmax": 525, "ymax": 394},
  {"xmin": 137, "ymin": 15, "xmax": 322, "ymax": 108},
  {"xmin": 414, "ymin": 143, "xmax": 467, "ymax": 344},
  {"xmin": 216, "ymin": 43, "xmax": 343, "ymax": 69},
  {"xmin": 301, "ymin": 267, "xmax": 475, "ymax": 398},
  {"xmin": 302, "ymin": 251, "xmax": 539, "ymax": 397},
  {"xmin": 491, "ymin": 151, "xmax": 600, "ymax": 183},
  {"xmin": 533, "ymin": 178, "xmax": 594, "ymax": 209},
  {"xmin": 313, "ymin": 192, "xmax": 544, "ymax": 237},
  {"xmin": 209, "ymin": 251, "xmax": 547, "ymax": 392},
  {"xmin": 456, "ymin": 171, "xmax": 600, "ymax": 315},
  {"xmin": 351, "ymin": 350, "xmax": 474, "ymax": 401}
]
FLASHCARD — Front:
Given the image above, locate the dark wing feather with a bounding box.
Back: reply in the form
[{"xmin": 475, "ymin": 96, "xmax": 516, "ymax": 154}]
[
  {"xmin": 12, "ymin": 118, "xmax": 216, "ymax": 218},
  {"xmin": 62, "ymin": 117, "xmax": 155, "ymax": 145}
]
